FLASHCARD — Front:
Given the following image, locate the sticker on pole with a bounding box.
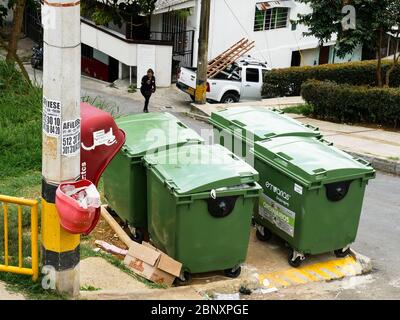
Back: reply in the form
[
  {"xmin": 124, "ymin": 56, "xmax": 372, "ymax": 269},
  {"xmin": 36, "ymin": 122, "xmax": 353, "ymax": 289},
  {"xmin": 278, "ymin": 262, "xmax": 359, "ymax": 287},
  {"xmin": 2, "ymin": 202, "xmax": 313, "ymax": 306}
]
[
  {"xmin": 62, "ymin": 119, "xmax": 81, "ymax": 156},
  {"xmin": 259, "ymin": 193, "xmax": 295, "ymax": 237},
  {"xmin": 43, "ymin": 97, "xmax": 61, "ymax": 137}
]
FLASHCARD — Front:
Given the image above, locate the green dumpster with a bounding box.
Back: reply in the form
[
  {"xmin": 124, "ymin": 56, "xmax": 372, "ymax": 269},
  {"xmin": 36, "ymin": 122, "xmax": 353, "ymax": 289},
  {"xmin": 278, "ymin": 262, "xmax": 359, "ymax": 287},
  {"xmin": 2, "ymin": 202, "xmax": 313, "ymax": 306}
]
[
  {"xmin": 251, "ymin": 136, "xmax": 375, "ymax": 267},
  {"xmin": 144, "ymin": 144, "xmax": 261, "ymax": 280},
  {"xmin": 209, "ymin": 106, "xmax": 320, "ymax": 163},
  {"xmin": 103, "ymin": 112, "xmax": 204, "ymax": 242}
]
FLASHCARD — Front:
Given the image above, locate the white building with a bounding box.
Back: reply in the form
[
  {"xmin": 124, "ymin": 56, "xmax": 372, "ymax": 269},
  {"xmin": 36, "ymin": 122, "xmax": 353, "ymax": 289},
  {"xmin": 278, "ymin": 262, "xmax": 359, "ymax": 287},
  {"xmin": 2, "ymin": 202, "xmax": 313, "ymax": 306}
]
[
  {"xmin": 150, "ymin": 0, "xmax": 362, "ymax": 69},
  {"xmin": 21, "ymin": 0, "xmax": 365, "ymax": 86}
]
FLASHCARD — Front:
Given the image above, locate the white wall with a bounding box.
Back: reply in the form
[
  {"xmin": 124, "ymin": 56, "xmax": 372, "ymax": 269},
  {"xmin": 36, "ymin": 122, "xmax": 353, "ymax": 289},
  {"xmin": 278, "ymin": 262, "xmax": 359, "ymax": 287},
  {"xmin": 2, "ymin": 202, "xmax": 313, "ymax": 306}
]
[
  {"xmin": 81, "ymin": 21, "xmax": 173, "ymax": 87},
  {"xmin": 207, "ymin": 0, "xmax": 324, "ymax": 68},
  {"xmin": 329, "ymin": 44, "xmax": 363, "ymax": 64},
  {"xmin": 300, "ymin": 48, "xmax": 319, "ymax": 66},
  {"xmin": 154, "ymin": 44, "xmax": 173, "ymax": 87}
]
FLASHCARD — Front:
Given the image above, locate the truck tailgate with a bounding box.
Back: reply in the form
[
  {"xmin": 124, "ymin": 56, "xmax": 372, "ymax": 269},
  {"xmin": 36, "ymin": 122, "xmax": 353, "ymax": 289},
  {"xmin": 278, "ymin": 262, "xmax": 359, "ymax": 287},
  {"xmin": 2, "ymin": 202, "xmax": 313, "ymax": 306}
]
[{"xmin": 178, "ymin": 67, "xmax": 197, "ymax": 89}]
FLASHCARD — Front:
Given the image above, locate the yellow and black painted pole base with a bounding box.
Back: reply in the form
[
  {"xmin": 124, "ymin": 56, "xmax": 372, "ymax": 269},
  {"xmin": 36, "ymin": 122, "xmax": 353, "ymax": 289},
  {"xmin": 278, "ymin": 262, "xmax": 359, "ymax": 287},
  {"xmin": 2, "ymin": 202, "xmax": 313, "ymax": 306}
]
[
  {"xmin": 195, "ymin": 82, "xmax": 207, "ymax": 104},
  {"xmin": 41, "ymin": 179, "xmax": 80, "ymax": 296}
]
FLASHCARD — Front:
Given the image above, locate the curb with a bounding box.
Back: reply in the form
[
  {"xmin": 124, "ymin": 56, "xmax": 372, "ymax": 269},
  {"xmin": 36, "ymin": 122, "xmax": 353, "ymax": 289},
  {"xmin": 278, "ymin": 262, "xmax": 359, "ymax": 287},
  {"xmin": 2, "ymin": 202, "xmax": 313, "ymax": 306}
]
[
  {"xmin": 345, "ymin": 151, "xmax": 400, "ymax": 176},
  {"xmin": 256, "ymin": 250, "xmax": 370, "ymax": 292}
]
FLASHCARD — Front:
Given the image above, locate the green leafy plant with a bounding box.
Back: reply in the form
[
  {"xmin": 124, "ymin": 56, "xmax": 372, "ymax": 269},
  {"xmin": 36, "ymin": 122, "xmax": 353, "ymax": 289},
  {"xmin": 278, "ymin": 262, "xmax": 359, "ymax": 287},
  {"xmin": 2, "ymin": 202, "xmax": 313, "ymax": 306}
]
[
  {"xmin": 301, "ymin": 79, "xmax": 400, "ymax": 128},
  {"xmin": 81, "ymin": 0, "xmax": 156, "ymax": 28},
  {"xmin": 174, "ymin": 8, "xmax": 192, "ymax": 20},
  {"xmin": 262, "ymin": 60, "xmax": 400, "ymax": 98},
  {"xmin": 297, "ymin": 0, "xmax": 400, "ymax": 87},
  {"xmin": 128, "ymin": 84, "xmax": 137, "ymax": 93}
]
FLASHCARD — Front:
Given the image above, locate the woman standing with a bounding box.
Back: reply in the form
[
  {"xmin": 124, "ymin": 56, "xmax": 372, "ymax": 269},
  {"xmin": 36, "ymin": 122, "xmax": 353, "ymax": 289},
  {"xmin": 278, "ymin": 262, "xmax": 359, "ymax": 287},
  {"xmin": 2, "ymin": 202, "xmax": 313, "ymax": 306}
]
[{"xmin": 140, "ymin": 68, "xmax": 156, "ymax": 113}]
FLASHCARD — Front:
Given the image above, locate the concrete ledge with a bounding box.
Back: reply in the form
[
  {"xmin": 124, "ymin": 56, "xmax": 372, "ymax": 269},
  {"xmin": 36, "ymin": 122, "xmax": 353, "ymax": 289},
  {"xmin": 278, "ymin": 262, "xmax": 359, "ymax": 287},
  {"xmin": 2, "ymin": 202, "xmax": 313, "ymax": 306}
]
[{"xmin": 345, "ymin": 151, "xmax": 400, "ymax": 176}]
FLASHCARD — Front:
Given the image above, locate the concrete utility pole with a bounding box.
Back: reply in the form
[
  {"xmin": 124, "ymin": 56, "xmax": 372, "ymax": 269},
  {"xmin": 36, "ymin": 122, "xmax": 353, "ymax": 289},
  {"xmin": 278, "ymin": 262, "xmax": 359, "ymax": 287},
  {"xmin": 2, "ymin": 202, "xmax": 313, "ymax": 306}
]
[
  {"xmin": 195, "ymin": 0, "xmax": 211, "ymax": 104},
  {"xmin": 41, "ymin": 0, "xmax": 81, "ymax": 296}
]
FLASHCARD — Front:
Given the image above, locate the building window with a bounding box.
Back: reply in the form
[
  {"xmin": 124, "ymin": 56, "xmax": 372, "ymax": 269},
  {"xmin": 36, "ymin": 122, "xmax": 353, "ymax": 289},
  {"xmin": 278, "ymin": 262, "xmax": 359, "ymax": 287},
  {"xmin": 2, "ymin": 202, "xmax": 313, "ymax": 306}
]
[{"xmin": 254, "ymin": 6, "xmax": 289, "ymax": 31}]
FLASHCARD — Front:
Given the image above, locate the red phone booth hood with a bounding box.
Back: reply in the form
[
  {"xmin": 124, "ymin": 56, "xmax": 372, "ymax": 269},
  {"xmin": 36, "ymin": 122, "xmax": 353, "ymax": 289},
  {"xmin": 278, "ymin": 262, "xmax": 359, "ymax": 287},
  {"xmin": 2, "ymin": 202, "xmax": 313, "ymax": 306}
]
[{"xmin": 80, "ymin": 102, "xmax": 125, "ymax": 234}]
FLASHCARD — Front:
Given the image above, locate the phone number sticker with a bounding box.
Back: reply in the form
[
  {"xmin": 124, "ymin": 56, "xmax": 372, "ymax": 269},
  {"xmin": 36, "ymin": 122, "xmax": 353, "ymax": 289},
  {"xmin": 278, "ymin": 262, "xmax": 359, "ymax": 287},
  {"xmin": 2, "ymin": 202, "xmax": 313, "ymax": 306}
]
[
  {"xmin": 62, "ymin": 118, "xmax": 81, "ymax": 156},
  {"xmin": 43, "ymin": 97, "xmax": 61, "ymax": 137}
]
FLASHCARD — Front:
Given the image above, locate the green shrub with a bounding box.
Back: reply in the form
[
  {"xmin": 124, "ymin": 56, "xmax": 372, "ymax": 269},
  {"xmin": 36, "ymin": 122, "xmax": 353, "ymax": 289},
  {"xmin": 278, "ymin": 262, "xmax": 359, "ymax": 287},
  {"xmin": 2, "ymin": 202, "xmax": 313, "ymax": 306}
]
[
  {"xmin": 263, "ymin": 60, "xmax": 400, "ymax": 98},
  {"xmin": 301, "ymin": 80, "xmax": 400, "ymax": 128}
]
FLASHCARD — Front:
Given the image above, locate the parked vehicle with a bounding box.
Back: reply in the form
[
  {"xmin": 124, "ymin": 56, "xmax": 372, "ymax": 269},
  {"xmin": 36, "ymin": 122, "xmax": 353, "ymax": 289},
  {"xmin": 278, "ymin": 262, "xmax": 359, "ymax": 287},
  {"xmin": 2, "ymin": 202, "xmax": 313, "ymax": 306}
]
[
  {"xmin": 31, "ymin": 44, "xmax": 43, "ymax": 70},
  {"xmin": 177, "ymin": 58, "xmax": 270, "ymax": 103}
]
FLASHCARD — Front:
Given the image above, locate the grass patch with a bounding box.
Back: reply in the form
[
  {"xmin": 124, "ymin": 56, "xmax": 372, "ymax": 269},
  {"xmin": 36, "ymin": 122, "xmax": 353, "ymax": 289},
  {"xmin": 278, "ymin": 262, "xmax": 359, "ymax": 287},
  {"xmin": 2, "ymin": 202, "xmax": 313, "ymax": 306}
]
[
  {"xmin": 0, "ymin": 60, "xmax": 42, "ymax": 179},
  {"xmin": 128, "ymin": 84, "xmax": 137, "ymax": 94},
  {"xmin": 80, "ymin": 284, "xmax": 101, "ymax": 291},
  {"xmin": 0, "ymin": 61, "xmax": 58, "ymax": 299},
  {"xmin": 0, "ymin": 266, "xmax": 68, "ymax": 300},
  {"xmin": 387, "ymin": 156, "xmax": 400, "ymax": 161},
  {"xmin": 80, "ymin": 243, "xmax": 167, "ymax": 289},
  {"xmin": 0, "ymin": 172, "xmax": 42, "ymax": 254},
  {"xmin": 0, "ymin": 270, "xmax": 68, "ymax": 300},
  {"xmin": 282, "ymin": 103, "xmax": 314, "ymax": 116}
]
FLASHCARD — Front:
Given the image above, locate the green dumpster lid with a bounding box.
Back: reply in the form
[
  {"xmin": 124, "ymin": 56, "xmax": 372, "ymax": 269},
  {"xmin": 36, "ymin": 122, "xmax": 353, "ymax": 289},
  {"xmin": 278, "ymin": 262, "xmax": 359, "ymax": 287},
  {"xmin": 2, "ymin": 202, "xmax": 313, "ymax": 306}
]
[
  {"xmin": 209, "ymin": 106, "xmax": 320, "ymax": 141},
  {"xmin": 144, "ymin": 144, "xmax": 259, "ymax": 195},
  {"xmin": 252, "ymin": 136, "xmax": 375, "ymax": 188},
  {"xmin": 116, "ymin": 112, "xmax": 204, "ymax": 157}
]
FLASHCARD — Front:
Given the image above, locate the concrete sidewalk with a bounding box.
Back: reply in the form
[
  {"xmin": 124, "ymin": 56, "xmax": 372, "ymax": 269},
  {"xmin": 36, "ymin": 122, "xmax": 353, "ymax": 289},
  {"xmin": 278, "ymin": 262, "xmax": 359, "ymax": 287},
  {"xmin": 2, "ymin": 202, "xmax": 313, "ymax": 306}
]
[
  {"xmin": 191, "ymin": 99, "xmax": 400, "ymax": 176},
  {"xmin": 0, "ymin": 281, "xmax": 25, "ymax": 300}
]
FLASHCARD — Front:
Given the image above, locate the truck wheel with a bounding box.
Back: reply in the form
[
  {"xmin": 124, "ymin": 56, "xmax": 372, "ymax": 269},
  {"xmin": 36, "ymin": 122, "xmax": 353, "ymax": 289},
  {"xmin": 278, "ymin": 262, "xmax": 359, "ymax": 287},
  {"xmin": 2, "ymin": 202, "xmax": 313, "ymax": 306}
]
[
  {"xmin": 224, "ymin": 266, "xmax": 242, "ymax": 278},
  {"xmin": 256, "ymin": 226, "xmax": 272, "ymax": 242},
  {"xmin": 221, "ymin": 93, "xmax": 239, "ymax": 104},
  {"xmin": 334, "ymin": 248, "xmax": 351, "ymax": 258}
]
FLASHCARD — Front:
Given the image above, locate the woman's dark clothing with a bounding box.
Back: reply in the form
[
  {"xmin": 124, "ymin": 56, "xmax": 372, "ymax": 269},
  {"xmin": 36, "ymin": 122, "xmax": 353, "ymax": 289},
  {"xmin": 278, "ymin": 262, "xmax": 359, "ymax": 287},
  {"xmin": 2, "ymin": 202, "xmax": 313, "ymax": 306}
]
[{"xmin": 140, "ymin": 75, "xmax": 156, "ymax": 113}]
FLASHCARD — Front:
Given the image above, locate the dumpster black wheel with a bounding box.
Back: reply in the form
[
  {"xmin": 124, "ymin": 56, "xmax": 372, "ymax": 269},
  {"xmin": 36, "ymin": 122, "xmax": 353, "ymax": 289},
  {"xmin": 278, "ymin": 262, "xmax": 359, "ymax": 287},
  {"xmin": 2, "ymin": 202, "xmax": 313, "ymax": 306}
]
[
  {"xmin": 131, "ymin": 228, "xmax": 144, "ymax": 244},
  {"xmin": 175, "ymin": 271, "xmax": 192, "ymax": 286},
  {"xmin": 256, "ymin": 227, "xmax": 272, "ymax": 242},
  {"xmin": 288, "ymin": 252, "xmax": 302, "ymax": 268},
  {"xmin": 224, "ymin": 267, "xmax": 241, "ymax": 278},
  {"xmin": 334, "ymin": 248, "xmax": 351, "ymax": 258}
]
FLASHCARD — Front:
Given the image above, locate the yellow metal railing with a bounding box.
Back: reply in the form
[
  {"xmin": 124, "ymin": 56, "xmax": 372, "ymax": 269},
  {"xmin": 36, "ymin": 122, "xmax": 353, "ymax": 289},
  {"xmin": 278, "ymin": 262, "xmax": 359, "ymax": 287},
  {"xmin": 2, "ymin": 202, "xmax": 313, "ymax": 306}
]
[{"xmin": 0, "ymin": 195, "xmax": 39, "ymax": 281}]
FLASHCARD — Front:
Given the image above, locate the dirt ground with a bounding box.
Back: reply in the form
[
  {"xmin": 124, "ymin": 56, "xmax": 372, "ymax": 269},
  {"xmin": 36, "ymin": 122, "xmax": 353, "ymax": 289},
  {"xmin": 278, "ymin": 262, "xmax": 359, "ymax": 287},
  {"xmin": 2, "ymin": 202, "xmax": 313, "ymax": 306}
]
[{"xmin": 86, "ymin": 216, "xmax": 129, "ymax": 252}]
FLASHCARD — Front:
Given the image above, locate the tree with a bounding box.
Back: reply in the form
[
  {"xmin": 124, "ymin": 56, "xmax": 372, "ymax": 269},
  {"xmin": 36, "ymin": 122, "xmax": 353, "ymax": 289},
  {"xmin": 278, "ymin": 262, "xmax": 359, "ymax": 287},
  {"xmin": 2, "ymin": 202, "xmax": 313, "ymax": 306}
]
[
  {"xmin": 81, "ymin": 0, "xmax": 156, "ymax": 30},
  {"xmin": 297, "ymin": 0, "xmax": 400, "ymax": 87},
  {"xmin": 6, "ymin": 0, "xmax": 27, "ymax": 63},
  {"xmin": 0, "ymin": 0, "xmax": 31, "ymax": 85},
  {"xmin": 384, "ymin": 1, "xmax": 400, "ymax": 86}
]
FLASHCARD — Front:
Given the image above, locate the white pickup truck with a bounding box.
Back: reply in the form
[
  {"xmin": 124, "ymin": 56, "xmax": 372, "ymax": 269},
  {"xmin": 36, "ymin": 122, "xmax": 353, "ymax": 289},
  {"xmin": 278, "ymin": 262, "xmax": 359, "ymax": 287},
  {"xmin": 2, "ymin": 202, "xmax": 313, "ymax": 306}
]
[{"xmin": 176, "ymin": 59, "xmax": 270, "ymax": 103}]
